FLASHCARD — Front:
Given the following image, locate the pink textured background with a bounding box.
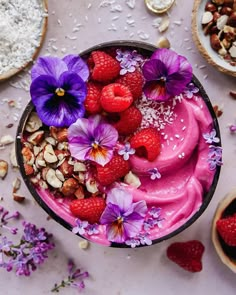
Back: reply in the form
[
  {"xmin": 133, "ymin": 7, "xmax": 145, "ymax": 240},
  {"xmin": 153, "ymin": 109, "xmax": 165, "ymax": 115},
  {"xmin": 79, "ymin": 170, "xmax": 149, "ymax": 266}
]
[{"xmin": 0, "ymin": 0, "xmax": 235, "ymax": 294}]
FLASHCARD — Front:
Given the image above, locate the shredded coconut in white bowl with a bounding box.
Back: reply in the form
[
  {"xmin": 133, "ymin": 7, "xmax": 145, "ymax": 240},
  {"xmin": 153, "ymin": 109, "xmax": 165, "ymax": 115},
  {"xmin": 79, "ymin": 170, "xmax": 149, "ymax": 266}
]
[{"xmin": 0, "ymin": 0, "xmax": 48, "ymax": 81}]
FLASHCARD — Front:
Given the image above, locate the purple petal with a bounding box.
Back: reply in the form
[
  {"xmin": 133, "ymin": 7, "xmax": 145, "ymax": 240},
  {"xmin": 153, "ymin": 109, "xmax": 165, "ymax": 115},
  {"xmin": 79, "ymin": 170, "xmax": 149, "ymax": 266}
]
[
  {"xmin": 123, "ymin": 213, "xmax": 145, "ymax": 238},
  {"xmin": 151, "ymin": 48, "xmax": 180, "ymax": 75},
  {"xmin": 85, "ymin": 146, "xmax": 114, "ymax": 166},
  {"xmin": 106, "ymin": 188, "xmax": 133, "ymax": 213},
  {"xmin": 63, "ymin": 55, "xmax": 89, "ymax": 81},
  {"xmin": 177, "ymin": 55, "xmax": 193, "ymax": 83},
  {"xmin": 166, "ymin": 72, "xmax": 192, "ymax": 97},
  {"xmin": 143, "ymin": 81, "xmax": 170, "ymax": 101},
  {"xmin": 142, "ymin": 59, "xmax": 167, "ymax": 81},
  {"xmin": 31, "ymin": 57, "xmax": 67, "ymax": 81},
  {"xmin": 100, "ymin": 203, "xmax": 121, "ymax": 225},
  {"xmin": 106, "ymin": 223, "xmax": 127, "ymax": 243},
  {"xmin": 131, "ymin": 201, "xmax": 147, "ymax": 218},
  {"xmin": 94, "ymin": 123, "xmax": 118, "ymax": 149}
]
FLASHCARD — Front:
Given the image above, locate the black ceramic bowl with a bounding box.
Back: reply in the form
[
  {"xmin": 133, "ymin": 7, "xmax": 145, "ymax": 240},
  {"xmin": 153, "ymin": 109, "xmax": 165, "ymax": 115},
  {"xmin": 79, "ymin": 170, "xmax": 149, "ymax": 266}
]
[{"xmin": 16, "ymin": 41, "xmax": 221, "ymax": 248}]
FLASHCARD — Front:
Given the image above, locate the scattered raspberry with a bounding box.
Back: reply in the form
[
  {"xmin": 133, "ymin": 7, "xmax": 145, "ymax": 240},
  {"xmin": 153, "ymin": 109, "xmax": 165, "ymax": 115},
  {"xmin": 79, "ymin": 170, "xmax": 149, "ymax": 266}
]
[
  {"xmin": 113, "ymin": 106, "xmax": 142, "ymax": 135},
  {"xmin": 96, "ymin": 154, "xmax": 130, "ymax": 186},
  {"xmin": 100, "ymin": 83, "xmax": 133, "ymax": 113},
  {"xmin": 216, "ymin": 214, "xmax": 236, "ymax": 246},
  {"xmin": 84, "ymin": 82, "xmax": 103, "ymax": 114},
  {"xmin": 130, "ymin": 128, "xmax": 161, "ymax": 161},
  {"xmin": 70, "ymin": 197, "xmax": 106, "ymax": 224},
  {"xmin": 90, "ymin": 51, "xmax": 120, "ymax": 83},
  {"xmin": 115, "ymin": 70, "xmax": 144, "ymax": 100},
  {"xmin": 167, "ymin": 240, "xmax": 205, "ymax": 272}
]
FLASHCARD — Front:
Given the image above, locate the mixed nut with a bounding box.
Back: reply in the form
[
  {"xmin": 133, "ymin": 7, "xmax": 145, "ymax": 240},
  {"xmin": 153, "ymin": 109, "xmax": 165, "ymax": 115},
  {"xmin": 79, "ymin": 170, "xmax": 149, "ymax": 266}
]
[
  {"xmin": 21, "ymin": 112, "xmax": 101, "ymax": 200},
  {"xmin": 202, "ymin": 0, "xmax": 236, "ymax": 65}
]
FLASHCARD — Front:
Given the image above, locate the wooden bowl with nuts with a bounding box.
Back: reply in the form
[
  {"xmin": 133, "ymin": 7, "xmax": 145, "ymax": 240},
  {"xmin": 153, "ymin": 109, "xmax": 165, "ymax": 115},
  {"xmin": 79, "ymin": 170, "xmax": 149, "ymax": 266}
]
[{"xmin": 192, "ymin": 0, "xmax": 236, "ymax": 77}]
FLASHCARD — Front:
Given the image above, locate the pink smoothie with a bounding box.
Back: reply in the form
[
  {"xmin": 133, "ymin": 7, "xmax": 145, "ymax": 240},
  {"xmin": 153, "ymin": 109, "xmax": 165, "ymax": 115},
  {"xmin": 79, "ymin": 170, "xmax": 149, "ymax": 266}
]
[{"xmin": 37, "ymin": 93, "xmax": 216, "ymax": 246}]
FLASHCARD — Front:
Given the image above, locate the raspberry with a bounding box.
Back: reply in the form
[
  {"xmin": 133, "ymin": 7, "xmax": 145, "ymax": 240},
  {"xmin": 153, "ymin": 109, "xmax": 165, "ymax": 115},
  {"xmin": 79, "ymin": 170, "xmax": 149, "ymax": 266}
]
[
  {"xmin": 130, "ymin": 128, "xmax": 161, "ymax": 161},
  {"xmin": 70, "ymin": 197, "xmax": 106, "ymax": 224},
  {"xmin": 84, "ymin": 82, "xmax": 103, "ymax": 114},
  {"xmin": 96, "ymin": 154, "xmax": 130, "ymax": 186},
  {"xmin": 113, "ymin": 106, "xmax": 142, "ymax": 135},
  {"xmin": 115, "ymin": 70, "xmax": 144, "ymax": 100},
  {"xmin": 100, "ymin": 83, "xmax": 133, "ymax": 113},
  {"xmin": 167, "ymin": 240, "xmax": 205, "ymax": 272},
  {"xmin": 90, "ymin": 51, "xmax": 120, "ymax": 83},
  {"xmin": 216, "ymin": 214, "xmax": 236, "ymax": 246}
]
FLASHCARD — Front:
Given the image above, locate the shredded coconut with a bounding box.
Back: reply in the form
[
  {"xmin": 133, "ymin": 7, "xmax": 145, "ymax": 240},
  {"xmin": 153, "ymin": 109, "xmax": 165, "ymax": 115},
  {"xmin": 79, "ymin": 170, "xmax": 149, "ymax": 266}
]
[
  {"xmin": 0, "ymin": 0, "xmax": 47, "ymax": 76},
  {"xmin": 147, "ymin": 0, "xmax": 173, "ymax": 10}
]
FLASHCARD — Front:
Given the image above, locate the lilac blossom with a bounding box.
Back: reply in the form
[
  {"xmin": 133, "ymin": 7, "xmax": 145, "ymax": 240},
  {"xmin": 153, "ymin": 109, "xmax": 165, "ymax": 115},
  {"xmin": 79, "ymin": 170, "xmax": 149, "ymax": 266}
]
[
  {"xmin": 148, "ymin": 168, "xmax": 161, "ymax": 180},
  {"xmin": 125, "ymin": 238, "xmax": 141, "ymax": 248},
  {"xmin": 116, "ymin": 49, "xmax": 144, "ymax": 75},
  {"xmin": 100, "ymin": 188, "xmax": 147, "ymax": 243},
  {"xmin": 0, "ymin": 213, "xmax": 54, "ymax": 277},
  {"xmin": 72, "ymin": 219, "xmax": 89, "ymax": 235},
  {"xmin": 138, "ymin": 233, "xmax": 152, "ymax": 246},
  {"xmin": 183, "ymin": 82, "xmax": 199, "ymax": 99},
  {"xmin": 52, "ymin": 259, "xmax": 89, "ymax": 293},
  {"xmin": 118, "ymin": 143, "xmax": 135, "ymax": 161},
  {"xmin": 229, "ymin": 124, "xmax": 236, "ymax": 133},
  {"xmin": 68, "ymin": 115, "xmax": 118, "ymax": 166},
  {"xmin": 203, "ymin": 129, "xmax": 220, "ymax": 144},
  {"xmin": 142, "ymin": 48, "xmax": 193, "ymax": 102},
  {"xmin": 30, "ymin": 55, "xmax": 89, "ymax": 127},
  {"xmin": 208, "ymin": 145, "xmax": 223, "ymax": 170},
  {"xmin": 0, "ymin": 207, "xmax": 20, "ymax": 235},
  {"xmin": 86, "ymin": 224, "xmax": 100, "ymax": 236}
]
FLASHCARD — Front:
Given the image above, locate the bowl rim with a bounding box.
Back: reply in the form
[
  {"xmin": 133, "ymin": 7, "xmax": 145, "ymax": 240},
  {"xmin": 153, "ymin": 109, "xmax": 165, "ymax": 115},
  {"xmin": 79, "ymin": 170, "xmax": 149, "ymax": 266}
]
[
  {"xmin": 212, "ymin": 189, "xmax": 236, "ymax": 273},
  {"xmin": 0, "ymin": 0, "xmax": 48, "ymax": 82},
  {"xmin": 192, "ymin": 0, "xmax": 236, "ymax": 78},
  {"xmin": 16, "ymin": 40, "xmax": 221, "ymax": 248}
]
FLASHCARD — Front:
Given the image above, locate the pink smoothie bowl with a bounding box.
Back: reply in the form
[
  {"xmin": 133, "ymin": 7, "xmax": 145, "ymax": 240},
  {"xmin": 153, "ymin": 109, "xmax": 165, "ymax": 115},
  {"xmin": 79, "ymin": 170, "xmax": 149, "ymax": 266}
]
[{"xmin": 16, "ymin": 41, "xmax": 222, "ymax": 248}]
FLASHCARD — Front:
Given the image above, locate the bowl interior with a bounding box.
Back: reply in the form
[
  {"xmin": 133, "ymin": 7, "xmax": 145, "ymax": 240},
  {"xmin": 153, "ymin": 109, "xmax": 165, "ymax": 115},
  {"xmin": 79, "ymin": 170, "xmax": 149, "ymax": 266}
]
[
  {"xmin": 16, "ymin": 40, "xmax": 221, "ymax": 247},
  {"xmin": 192, "ymin": 0, "xmax": 236, "ymax": 77}
]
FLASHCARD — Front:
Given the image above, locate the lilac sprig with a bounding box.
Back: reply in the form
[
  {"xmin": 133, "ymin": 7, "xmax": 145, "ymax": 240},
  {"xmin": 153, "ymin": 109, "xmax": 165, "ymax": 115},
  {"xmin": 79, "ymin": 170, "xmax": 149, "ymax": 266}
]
[
  {"xmin": 51, "ymin": 259, "xmax": 89, "ymax": 293},
  {"xmin": 229, "ymin": 124, "xmax": 236, "ymax": 133},
  {"xmin": 72, "ymin": 219, "xmax": 100, "ymax": 237},
  {"xmin": 116, "ymin": 49, "xmax": 144, "ymax": 75},
  {"xmin": 0, "ymin": 207, "xmax": 54, "ymax": 276},
  {"xmin": 0, "ymin": 206, "xmax": 20, "ymax": 235}
]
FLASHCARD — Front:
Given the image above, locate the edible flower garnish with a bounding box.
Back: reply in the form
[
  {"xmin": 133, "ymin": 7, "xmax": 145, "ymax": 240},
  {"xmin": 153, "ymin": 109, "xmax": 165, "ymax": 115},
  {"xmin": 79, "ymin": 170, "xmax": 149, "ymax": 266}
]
[
  {"xmin": 68, "ymin": 115, "xmax": 118, "ymax": 166},
  {"xmin": 207, "ymin": 145, "xmax": 223, "ymax": 170},
  {"xmin": 116, "ymin": 49, "xmax": 144, "ymax": 75},
  {"xmin": 203, "ymin": 129, "xmax": 220, "ymax": 144},
  {"xmin": 118, "ymin": 142, "xmax": 135, "ymax": 160},
  {"xmin": 30, "ymin": 55, "xmax": 89, "ymax": 127},
  {"xmin": 183, "ymin": 82, "xmax": 199, "ymax": 99},
  {"xmin": 100, "ymin": 188, "xmax": 147, "ymax": 243},
  {"xmin": 142, "ymin": 48, "xmax": 192, "ymax": 102},
  {"xmin": 148, "ymin": 168, "xmax": 161, "ymax": 180}
]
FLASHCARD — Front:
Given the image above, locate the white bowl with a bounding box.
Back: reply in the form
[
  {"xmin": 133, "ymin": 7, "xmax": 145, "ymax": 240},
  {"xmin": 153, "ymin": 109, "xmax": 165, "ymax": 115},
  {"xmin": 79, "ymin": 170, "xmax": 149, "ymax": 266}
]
[{"xmin": 192, "ymin": 0, "xmax": 236, "ymax": 77}]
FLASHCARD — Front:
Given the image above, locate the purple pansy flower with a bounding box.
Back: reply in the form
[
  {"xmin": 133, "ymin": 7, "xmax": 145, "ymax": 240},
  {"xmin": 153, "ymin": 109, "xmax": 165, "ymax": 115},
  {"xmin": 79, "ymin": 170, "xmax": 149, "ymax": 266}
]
[
  {"xmin": 100, "ymin": 188, "xmax": 147, "ymax": 243},
  {"xmin": 148, "ymin": 168, "xmax": 161, "ymax": 180},
  {"xmin": 208, "ymin": 145, "xmax": 223, "ymax": 170},
  {"xmin": 142, "ymin": 48, "xmax": 193, "ymax": 102},
  {"xmin": 203, "ymin": 129, "xmax": 220, "ymax": 144},
  {"xmin": 183, "ymin": 82, "xmax": 199, "ymax": 99},
  {"xmin": 30, "ymin": 55, "xmax": 89, "ymax": 127},
  {"xmin": 68, "ymin": 115, "xmax": 118, "ymax": 166},
  {"xmin": 118, "ymin": 143, "xmax": 135, "ymax": 160}
]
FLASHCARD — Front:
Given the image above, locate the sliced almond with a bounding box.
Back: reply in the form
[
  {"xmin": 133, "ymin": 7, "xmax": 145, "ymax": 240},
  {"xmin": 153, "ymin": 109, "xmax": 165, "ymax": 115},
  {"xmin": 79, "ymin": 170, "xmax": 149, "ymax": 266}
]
[
  {"xmin": 86, "ymin": 178, "xmax": 98, "ymax": 194},
  {"xmin": 55, "ymin": 169, "xmax": 65, "ymax": 182},
  {"xmin": 13, "ymin": 193, "xmax": 25, "ymax": 203},
  {"xmin": 0, "ymin": 160, "xmax": 8, "ymax": 179},
  {"xmin": 0, "ymin": 135, "xmax": 14, "ymax": 145},
  {"xmin": 25, "ymin": 112, "xmax": 42, "ymax": 133},
  {"xmin": 217, "ymin": 15, "xmax": 229, "ymax": 30},
  {"xmin": 158, "ymin": 16, "xmax": 170, "ymax": 33},
  {"xmin": 74, "ymin": 185, "xmax": 85, "ymax": 199},
  {"xmin": 35, "ymin": 152, "xmax": 47, "ymax": 168},
  {"xmin": 74, "ymin": 162, "xmax": 87, "ymax": 172},
  {"xmin": 33, "ymin": 146, "xmax": 41, "ymax": 157},
  {"xmin": 202, "ymin": 11, "xmax": 213, "ymax": 24},
  {"xmin": 45, "ymin": 168, "xmax": 62, "ymax": 188},
  {"xmin": 22, "ymin": 147, "xmax": 35, "ymax": 166},
  {"xmin": 27, "ymin": 130, "xmax": 44, "ymax": 145},
  {"xmin": 43, "ymin": 144, "xmax": 58, "ymax": 163},
  {"xmin": 124, "ymin": 171, "xmax": 141, "ymax": 188},
  {"xmin": 12, "ymin": 177, "xmax": 21, "ymax": 193},
  {"xmin": 229, "ymin": 43, "xmax": 236, "ymax": 57},
  {"xmin": 45, "ymin": 136, "xmax": 57, "ymax": 146}
]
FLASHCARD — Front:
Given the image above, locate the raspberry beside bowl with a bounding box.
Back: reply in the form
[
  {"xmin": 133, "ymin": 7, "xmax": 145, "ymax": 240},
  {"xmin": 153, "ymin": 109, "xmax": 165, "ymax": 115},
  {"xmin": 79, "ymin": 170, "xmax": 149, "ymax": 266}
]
[{"xmin": 16, "ymin": 40, "xmax": 222, "ymax": 248}]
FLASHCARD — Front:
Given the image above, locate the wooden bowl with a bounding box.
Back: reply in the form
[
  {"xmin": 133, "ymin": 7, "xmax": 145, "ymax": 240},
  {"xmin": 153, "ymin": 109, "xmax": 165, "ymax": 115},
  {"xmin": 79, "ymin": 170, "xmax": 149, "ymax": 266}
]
[
  {"xmin": 212, "ymin": 189, "xmax": 236, "ymax": 273},
  {"xmin": 192, "ymin": 0, "xmax": 236, "ymax": 77},
  {"xmin": 0, "ymin": 0, "xmax": 48, "ymax": 82}
]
